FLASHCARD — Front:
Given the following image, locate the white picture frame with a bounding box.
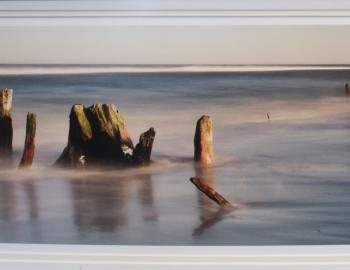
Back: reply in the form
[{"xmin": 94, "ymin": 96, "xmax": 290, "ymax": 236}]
[{"xmin": 0, "ymin": 0, "xmax": 349, "ymax": 269}]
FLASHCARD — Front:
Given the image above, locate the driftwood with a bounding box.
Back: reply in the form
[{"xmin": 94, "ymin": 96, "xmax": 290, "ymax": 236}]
[
  {"xmin": 190, "ymin": 177, "xmax": 234, "ymax": 208},
  {"xmin": 133, "ymin": 127, "xmax": 156, "ymax": 165},
  {"xmin": 346, "ymin": 83, "xmax": 350, "ymax": 95},
  {"xmin": 56, "ymin": 103, "xmax": 155, "ymax": 167},
  {"xmin": 194, "ymin": 115, "xmax": 213, "ymax": 165},
  {"xmin": 0, "ymin": 88, "xmax": 13, "ymax": 155},
  {"xmin": 19, "ymin": 113, "xmax": 37, "ymax": 168}
]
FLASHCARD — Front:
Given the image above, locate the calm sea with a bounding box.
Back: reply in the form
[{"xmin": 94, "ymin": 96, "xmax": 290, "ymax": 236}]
[{"xmin": 0, "ymin": 68, "xmax": 350, "ymax": 245}]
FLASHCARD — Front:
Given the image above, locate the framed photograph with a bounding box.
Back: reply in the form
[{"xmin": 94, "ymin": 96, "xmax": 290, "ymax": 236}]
[{"xmin": 0, "ymin": 0, "xmax": 350, "ymax": 269}]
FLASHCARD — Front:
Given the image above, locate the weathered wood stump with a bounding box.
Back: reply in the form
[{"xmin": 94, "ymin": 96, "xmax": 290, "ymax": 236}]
[
  {"xmin": 194, "ymin": 115, "xmax": 213, "ymax": 165},
  {"xmin": 190, "ymin": 177, "xmax": 234, "ymax": 209},
  {"xmin": 133, "ymin": 127, "xmax": 156, "ymax": 165},
  {"xmin": 346, "ymin": 83, "xmax": 350, "ymax": 95},
  {"xmin": 55, "ymin": 103, "xmax": 155, "ymax": 168},
  {"xmin": 0, "ymin": 88, "xmax": 13, "ymax": 155},
  {"xmin": 19, "ymin": 113, "xmax": 36, "ymax": 168}
]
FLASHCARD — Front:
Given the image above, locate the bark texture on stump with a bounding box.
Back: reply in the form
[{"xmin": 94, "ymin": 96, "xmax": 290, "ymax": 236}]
[
  {"xmin": 190, "ymin": 177, "xmax": 234, "ymax": 209},
  {"xmin": 19, "ymin": 113, "xmax": 36, "ymax": 168},
  {"xmin": 56, "ymin": 103, "xmax": 155, "ymax": 168},
  {"xmin": 0, "ymin": 88, "xmax": 13, "ymax": 155},
  {"xmin": 346, "ymin": 83, "xmax": 350, "ymax": 95},
  {"xmin": 133, "ymin": 127, "xmax": 156, "ymax": 165},
  {"xmin": 194, "ymin": 115, "xmax": 213, "ymax": 165}
]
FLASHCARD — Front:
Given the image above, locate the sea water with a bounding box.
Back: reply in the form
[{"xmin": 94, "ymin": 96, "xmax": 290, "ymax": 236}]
[{"xmin": 0, "ymin": 68, "xmax": 349, "ymax": 245}]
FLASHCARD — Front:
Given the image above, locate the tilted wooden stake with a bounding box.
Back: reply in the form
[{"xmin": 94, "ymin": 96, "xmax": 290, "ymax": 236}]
[
  {"xmin": 19, "ymin": 113, "xmax": 36, "ymax": 168},
  {"xmin": 190, "ymin": 177, "xmax": 234, "ymax": 209},
  {"xmin": 194, "ymin": 115, "xmax": 213, "ymax": 165},
  {"xmin": 0, "ymin": 88, "xmax": 13, "ymax": 155},
  {"xmin": 133, "ymin": 127, "xmax": 156, "ymax": 165}
]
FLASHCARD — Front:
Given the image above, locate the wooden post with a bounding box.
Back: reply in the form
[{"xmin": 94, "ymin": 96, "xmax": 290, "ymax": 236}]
[
  {"xmin": 190, "ymin": 177, "xmax": 234, "ymax": 209},
  {"xmin": 346, "ymin": 83, "xmax": 350, "ymax": 95},
  {"xmin": 133, "ymin": 127, "xmax": 156, "ymax": 165},
  {"xmin": 194, "ymin": 115, "xmax": 213, "ymax": 165},
  {"xmin": 0, "ymin": 88, "xmax": 13, "ymax": 155},
  {"xmin": 19, "ymin": 113, "xmax": 36, "ymax": 168}
]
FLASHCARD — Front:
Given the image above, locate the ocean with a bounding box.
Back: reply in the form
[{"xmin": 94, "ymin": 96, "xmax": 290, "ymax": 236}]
[{"xmin": 0, "ymin": 67, "xmax": 349, "ymax": 245}]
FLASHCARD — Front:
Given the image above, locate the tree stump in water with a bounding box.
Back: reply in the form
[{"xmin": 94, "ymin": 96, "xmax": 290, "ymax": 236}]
[
  {"xmin": 55, "ymin": 104, "xmax": 155, "ymax": 168},
  {"xmin": 0, "ymin": 88, "xmax": 13, "ymax": 155},
  {"xmin": 346, "ymin": 83, "xmax": 350, "ymax": 95},
  {"xmin": 194, "ymin": 115, "xmax": 213, "ymax": 165},
  {"xmin": 133, "ymin": 127, "xmax": 156, "ymax": 165},
  {"xmin": 19, "ymin": 113, "xmax": 36, "ymax": 168}
]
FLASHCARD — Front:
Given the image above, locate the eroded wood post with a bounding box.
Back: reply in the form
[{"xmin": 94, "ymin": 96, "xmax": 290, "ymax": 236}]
[
  {"xmin": 19, "ymin": 113, "xmax": 36, "ymax": 168},
  {"xmin": 133, "ymin": 127, "xmax": 156, "ymax": 165},
  {"xmin": 345, "ymin": 83, "xmax": 350, "ymax": 95},
  {"xmin": 0, "ymin": 88, "xmax": 13, "ymax": 155},
  {"xmin": 194, "ymin": 115, "xmax": 213, "ymax": 165}
]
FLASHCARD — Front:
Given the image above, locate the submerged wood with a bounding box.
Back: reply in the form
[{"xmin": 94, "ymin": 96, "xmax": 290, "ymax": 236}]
[
  {"xmin": 190, "ymin": 177, "xmax": 234, "ymax": 209},
  {"xmin": 194, "ymin": 115, "xmax": 213, "ymax": 165},
  {"xmin": 19, "ymin": 113, "xmax": 36, "ymax": 168},
  {"xmin": 346, "ymin": 83, "xmax": 350, "ymax": 95},
  {"xmin": 0, "ymin": 88, "xmax": 13, "ymax": 155},
  {"xmin": 133, "ymin": 127, "xmax": 156, "ymax": 165},
  {"xmin": 56, "ymin": 103, "xmax": 155, "ymax": 167}
]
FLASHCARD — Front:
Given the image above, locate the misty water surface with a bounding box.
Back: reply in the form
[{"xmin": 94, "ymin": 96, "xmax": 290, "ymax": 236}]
[{"xmin": 0, "ymin": 69, "xmax": 349, "ymax": 245}]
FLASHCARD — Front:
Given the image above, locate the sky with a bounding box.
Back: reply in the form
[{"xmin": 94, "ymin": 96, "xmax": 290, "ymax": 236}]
[{"xmin": 0, "ymin": 25, "xmax": 350, "ymax": 65}]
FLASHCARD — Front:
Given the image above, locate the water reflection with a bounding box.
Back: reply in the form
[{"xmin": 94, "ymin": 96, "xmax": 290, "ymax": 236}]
[
  {"xmin": 0, "ymin": 172, "xmax": 39, "ymax": 222},
  {"xmin": 192, "ymin": 165, "xmax": 235, "ymax": 236},
  {"xmin": 135, "ymin": 168, "xmax": 158, "ymax": 222},
  {"xmin": 70, "ymin": 168, "xmax": 158, "ymax": 236},
  {"xmin": 21, "ymin": 178, "xmax": 39, "ymax": 220},
  {"xmin": 0, "ymin": 180, "xmax": 17, "ymax": 221},
  {"xmin": 70, "ymin": 175, "xmax": 130, "ymax": 234}
]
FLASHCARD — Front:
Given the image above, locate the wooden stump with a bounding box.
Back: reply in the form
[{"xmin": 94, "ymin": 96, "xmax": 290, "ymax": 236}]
[
  {"xmin": 190, "ymin": 177, "xmax": 234, "ymax": 209},
  {"xmin": 133, "ymin": 127, "xmax": 156, "ymax": 165},
  {"xmin": 56, "ymin": 103, "xmax": 155, "ymax": 168},
  {"xmin": 346, "ymin": 83, "xmax": 350, "ymax": 95},
  {"xmin": 0, "ymin": 88, "xmax": 13, "ymax": 155},
  {"xmin": 194, "ymin": 115, "xmax": 213, "ymax": 165},
  {"xmin": 19, "ymin": 113, "xmax": 36, "ymax": 168}
]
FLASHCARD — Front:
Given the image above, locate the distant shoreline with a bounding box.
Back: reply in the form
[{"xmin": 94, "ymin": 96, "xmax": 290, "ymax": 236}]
[{"xmin": 1, "ymin": 65, "xmax": 350, "ymax": 75}]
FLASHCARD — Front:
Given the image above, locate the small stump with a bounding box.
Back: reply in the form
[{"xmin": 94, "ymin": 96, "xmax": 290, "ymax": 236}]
[
  {"xmin": 194, "ymin": 115, "xmax": 213, "ymax": 165},
  {"xmin": 0, "ymin": 88, "xmax": 13, "ymax": 155},
  {"xmin": 19, "ymin": 113, "xmax": 36, "ymax": 168},
  {"xmin": 346, "ymin": 83, "xmax": 350, "ymax": 95},
  {"xmin": 133, "ymin": 127, "xmax": 156, "ymax": 165}
]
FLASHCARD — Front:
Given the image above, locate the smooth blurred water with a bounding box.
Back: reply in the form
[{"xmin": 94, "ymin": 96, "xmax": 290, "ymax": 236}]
[{"xmin": 0, "ymin": 69, "xmax": 350, "ymax": 245}]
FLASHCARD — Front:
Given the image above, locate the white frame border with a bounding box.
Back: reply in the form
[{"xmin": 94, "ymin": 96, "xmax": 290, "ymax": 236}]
[
  {"xmin": 0, "ymin": 244, "xmax": 350, "ymax": 269},
  {"xmin": 0, "ymin": 0, "xmax": 350, "ymax": 269},
  {"xmin": 1, "ymin": 0, "xmax": 350, "ymax": 26}
]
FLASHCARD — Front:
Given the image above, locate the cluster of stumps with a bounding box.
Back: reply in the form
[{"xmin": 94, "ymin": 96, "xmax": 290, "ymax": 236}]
[{"xmin": 0, "ymin": 87, "xmax": 236, "ymax": 209}]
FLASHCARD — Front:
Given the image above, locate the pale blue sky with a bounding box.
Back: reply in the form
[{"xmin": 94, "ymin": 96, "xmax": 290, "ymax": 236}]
[{"xmin": 0, "ymin": 26, "xmax": 349, "ymax": 65}]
